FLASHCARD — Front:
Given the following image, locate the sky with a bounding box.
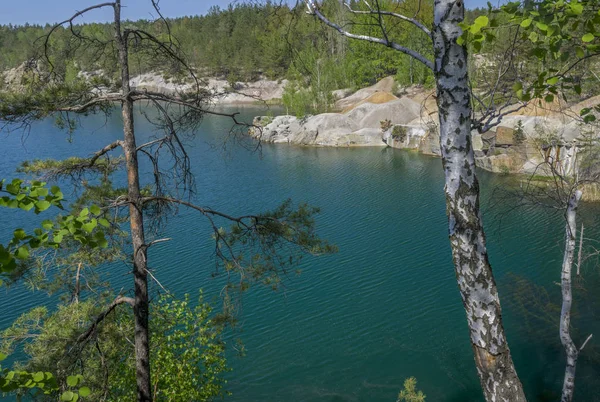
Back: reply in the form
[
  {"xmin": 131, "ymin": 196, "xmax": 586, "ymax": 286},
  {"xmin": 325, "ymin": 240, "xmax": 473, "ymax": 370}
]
[{"xmin": 1, "ymin": 0, "xmax": 494, "ymax": 26}]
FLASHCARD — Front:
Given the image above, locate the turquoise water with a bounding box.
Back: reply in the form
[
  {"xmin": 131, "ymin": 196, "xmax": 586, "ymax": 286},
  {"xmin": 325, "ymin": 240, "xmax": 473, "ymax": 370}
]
[{"xmin": 1, "ymin": 106, "xmax": 600, "ymax": 401}]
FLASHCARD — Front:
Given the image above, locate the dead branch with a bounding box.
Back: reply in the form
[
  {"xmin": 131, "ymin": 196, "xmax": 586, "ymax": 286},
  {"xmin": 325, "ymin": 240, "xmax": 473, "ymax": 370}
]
[
  {"xmin": 342, "ymin": 1, "xmax": 431, "ymax": 37},
  {"xmin": 76, "ymin": 295, "xmax": 134, "ymax": 344},
  {"xmin": 304, "ymin": 0, "xmax": 433, "ymax": 70}
]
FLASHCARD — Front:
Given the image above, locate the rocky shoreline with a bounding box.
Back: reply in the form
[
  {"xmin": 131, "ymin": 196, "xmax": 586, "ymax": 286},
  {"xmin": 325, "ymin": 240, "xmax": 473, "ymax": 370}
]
[
  {"xmin": 1, "ymin": 64, "xmax": 288, "ymax": 106},
  {"xmin": 250, "ymin": 77, "xmax": 599, "ymax": 187}
]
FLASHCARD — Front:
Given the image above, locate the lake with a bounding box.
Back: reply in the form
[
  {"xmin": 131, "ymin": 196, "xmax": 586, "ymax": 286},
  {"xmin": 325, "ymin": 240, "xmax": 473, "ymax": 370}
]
[{"xmin": 1, "ymin": 105, "xmax": 600, "ymax": 401}]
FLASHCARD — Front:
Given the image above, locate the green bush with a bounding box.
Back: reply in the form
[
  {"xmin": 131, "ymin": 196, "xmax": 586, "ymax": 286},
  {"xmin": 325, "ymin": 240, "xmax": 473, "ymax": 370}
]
[{"xmin": 513, "ymin": 121, "xmax": 526, "ymax": 145}]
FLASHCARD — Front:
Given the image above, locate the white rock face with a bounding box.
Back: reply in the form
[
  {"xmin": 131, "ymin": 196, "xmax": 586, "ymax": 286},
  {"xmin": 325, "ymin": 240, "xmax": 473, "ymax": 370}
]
[
  {"xmin": 334, "ymin": 76, "xmax": 396, "ymax": 110},
  {"xmin": 251, "ymin": 94, "xmax": 424, "ymax": 147},
  {"xmin": 128, "ymin": 73, "xmax": 287, "ymax": 103},
  {"xmin": 346, "ymin": 98, "xmax": 421, "ymax": 128},
  {"xmin": 252, "ymin": 113, "xmax": 385, "ymax": 146}
]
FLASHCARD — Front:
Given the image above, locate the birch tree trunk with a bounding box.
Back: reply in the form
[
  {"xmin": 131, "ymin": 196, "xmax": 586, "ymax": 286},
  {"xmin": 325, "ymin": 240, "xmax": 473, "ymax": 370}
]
[
  {"xmin": 114, "ymin": 1, "xmax": 152, "ymax": 400},
  {"xmin": 560, "ymin": 190, "xmax": 582, "ymax": 402},
  {"xmin": 432, "ymin": 1, "xmax": 526, "ymax": 400}
]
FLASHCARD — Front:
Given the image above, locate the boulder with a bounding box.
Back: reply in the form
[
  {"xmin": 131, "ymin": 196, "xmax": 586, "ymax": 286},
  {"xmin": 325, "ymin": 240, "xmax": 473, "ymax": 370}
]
[
  {"xmin": 418, "ymin": 127, "xmax": 441, "ymax": 156},
  {"xmin": 346, "ymin": 98, "xmax": 421, "ymax": 129},
  {"xmin": 334, "ymin": 76, "xmax": 396, "ymax": 110},
  {"xmin": 339, "ymin": 128, "xmax": 385, "ymax": 146},
  {"xmin": 481, "ymin": 130, "xmax": 496, "ymax": 146},
  {"xmin": 472, "ymin": 132, "xmax": 484, "ymax": 152},
  {"xmin": 252, "ymin": 113, "xmax": 387, "ymax": 147},
  {"xmin": 495, "ymin": 126, "xmax": 514, "ymax": 146},
  {"xmin": 382, "ymin": 123, "xmax": 441, "ymax": 156},
  {"xmin": 253, "ymin": 115, "xmax": 301, "ymax": 144},
  {"xmin": 301, "ymin": 113, "xmax": 358, "ymax": 145},
  {"xmin": 341, "ymin": 91, "xmax": 399, "ymax": 113},
  {"xmin": 475, "ymin": 147, "xmax": 529, "ymax": 173}
]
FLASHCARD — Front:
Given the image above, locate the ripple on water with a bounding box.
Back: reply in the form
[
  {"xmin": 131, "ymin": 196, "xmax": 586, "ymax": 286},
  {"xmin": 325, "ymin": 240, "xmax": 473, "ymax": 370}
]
[{"xmin": 2, "ymin": 109, "xmax": 600, "ymax": 402}]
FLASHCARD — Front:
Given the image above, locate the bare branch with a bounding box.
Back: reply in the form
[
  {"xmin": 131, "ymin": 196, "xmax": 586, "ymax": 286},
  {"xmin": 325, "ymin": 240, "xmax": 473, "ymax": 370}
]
[
  {"xmin": 55, "ymin": 94, "xmax": 124, "ymax": 113},
  {"xmin": 304, "ymin": 1, "xmax": 433, "ymax": 71},
  {"xmin": 474, "ymin": 102, "xmax": 528, "ymax": 133},
  {"xmin": 342, "ymin": 1, "xmax": 432, "ymax": 37},
  {"xmin": 76, "ymin": 295, "xmax": 134, "ymax": 344},
  {"xmin": 89, "ymin": 140, "xmax": 124, "ymax": 166},
  {"xmin": 580, "ymin": 334, "xmax": 593, "ymax": 351},
  {"xmin": 576, "ymin": 223, "xmax": 584, "ymax": 276},
  {"xmin": 43, "ymin": 3, "xmax": 117, "ymax": 74}
]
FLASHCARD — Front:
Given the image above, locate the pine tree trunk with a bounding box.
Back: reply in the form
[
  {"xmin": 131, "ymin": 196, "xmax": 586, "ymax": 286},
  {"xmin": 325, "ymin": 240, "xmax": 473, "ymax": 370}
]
[
  {"xmin": 432, "ymin": 1, "xmax": 526, "ymax": 400},
  {"xmin": 114, "ymin": 1, "xmax": 152, "ymax": 401}
]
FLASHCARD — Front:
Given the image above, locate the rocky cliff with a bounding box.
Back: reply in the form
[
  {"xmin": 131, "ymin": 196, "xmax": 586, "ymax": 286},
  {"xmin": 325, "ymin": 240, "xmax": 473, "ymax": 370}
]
[{"xmin": 251, "ymin": 77, "xmax": 599, "ymax": 179}]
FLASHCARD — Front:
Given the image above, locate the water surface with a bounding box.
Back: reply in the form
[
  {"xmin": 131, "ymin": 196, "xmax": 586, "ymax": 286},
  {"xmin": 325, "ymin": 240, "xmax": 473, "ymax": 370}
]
[{"xmin": 1, "ymin": 105, "xmax": 600, "ymax": 401}]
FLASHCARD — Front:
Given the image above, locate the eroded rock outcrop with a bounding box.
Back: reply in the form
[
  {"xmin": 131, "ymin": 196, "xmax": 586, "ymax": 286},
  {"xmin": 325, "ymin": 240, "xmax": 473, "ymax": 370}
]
[{"xmin": 252, "ymin": 75, "xmax": 598, "ymax": 179}]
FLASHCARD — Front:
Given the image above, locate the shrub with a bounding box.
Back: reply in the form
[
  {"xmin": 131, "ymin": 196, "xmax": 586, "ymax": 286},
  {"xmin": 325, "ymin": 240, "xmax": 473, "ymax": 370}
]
[
  {"xmin": 392, "ymin": 125, "xmax": 408, "ymax": 142},
  {"xmin": 513, "ymin": 120, "xmax": 526, "ymax": 145},
  {"xmin": 380, "ymin": 119, "xmax": 392, "ymax": 132}
]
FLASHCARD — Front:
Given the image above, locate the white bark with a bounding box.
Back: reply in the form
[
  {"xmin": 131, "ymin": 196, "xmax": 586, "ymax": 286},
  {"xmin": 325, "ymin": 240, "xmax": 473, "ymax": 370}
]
[
  {"xmin": 432, "ymin": 1, "xmax": 526, "ymax": 400},
  {"xmin": 560, "ymin": 190, "xmax": 582, "ymax": 402},
  {"xmin": 305, "ymin": 1, "xmax": 526, "ymax": 400}
]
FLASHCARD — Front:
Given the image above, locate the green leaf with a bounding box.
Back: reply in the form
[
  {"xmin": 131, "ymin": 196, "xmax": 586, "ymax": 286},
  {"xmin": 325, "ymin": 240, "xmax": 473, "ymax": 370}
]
[
  {"xmin": 582, "ymin": 33, "xmax": 595, "ymax": 43},
  {"xmin": 570, "ymin": 2, "xmax": 584, "ymax": 15},
  {"xmin": 529, "ymin": 31, "xmax": 539, "ymax": 42},
  {"xmin": 19, "ymin": 200, "xmax": 34, "ymax": 212},
  {"xmin": 95, "ymin": 232, "xmax": 108, "ymax": 248},
  {"xmin": 576, "ymin": 47, "xmax": 585, "ymax": 58},
  {"xmin": 521, "ymin": 18, "xmax": 533, "ymax": 28},
  {"xmin": 474, "ymin": 16, "xmax": 489, "ymax": 27},
  {"xmin": 66, "ymin": 375, "xmax": 79, "ymax": 387},
  {"xmin": 79, "ymin": 208, "xmax": 89, "ymax": 218},
  {"xmin": 532, "ymin": 47, "xmax": 546, "ymax": 59},
  {"xmin": 545, "ymin": 94, "xmax": 555, "ymax": 103},
  {"xmin": 41, "ymin": 220, "xmax": 54, "ymax": 230},
  {"xmin": 16, "ymin": 246, "xmax": 30, "ymax": 260},
  {"xmin": 546, "ymin": 76, "xmax": 559, "ymax": 85},
  {"xmin": 82, "ymin": 219, "xmax": 97, "ymax": 234},
  {"xmin": 78, "ymin": 386, "xmax": 91, "ymax": 397},
  {"xmin": 33, "ymin": 372, "xmax": 45, "ymax": 382},
  {"xmin": 98, "ymin": 218, "xmax": 110, "ymax": 228},
  {"xmin": 13, "ymin": 228, "xmax": 27, "ymax": 240},
  {"xmin": 0, "ymin": 352, "xmax": 6, "ymax": 361},
  {"xmin": 90, "ymin": 205, "xmax": 101, "ymax": 215},
  {"xmin": 61, "ymin": 391, "xmax": 75, "ymax": 401},
  {"xmin": 535, "ymin": 22, "xmax": 548, "ymax": 31},
  {"xmin": 35, "ymin": 200, "xmax": 51, "ymax": 212},
  {"xmin": 3, "ymin": 258, "xmax": 17, "ymax": 273},
  {"xmin": 512, "ymin": 82, "xmax": 523, "ymax": 92}
]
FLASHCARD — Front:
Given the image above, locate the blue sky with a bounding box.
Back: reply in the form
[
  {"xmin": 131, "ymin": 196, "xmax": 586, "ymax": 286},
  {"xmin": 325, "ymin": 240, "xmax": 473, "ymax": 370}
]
[{"xmin": 2, "ymin": 0, "xmax": 495, "ymax": 26}]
